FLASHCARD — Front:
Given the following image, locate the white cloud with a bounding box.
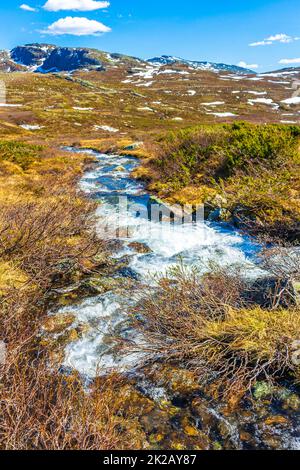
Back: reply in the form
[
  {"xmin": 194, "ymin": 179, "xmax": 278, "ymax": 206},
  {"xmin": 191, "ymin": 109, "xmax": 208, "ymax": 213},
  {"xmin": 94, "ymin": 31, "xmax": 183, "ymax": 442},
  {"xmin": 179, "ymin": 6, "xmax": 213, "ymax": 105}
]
[
  {"xmin": 20, "ymin": 3, "xmax": 37, "ymax": 11},
  {"xmin": 238, "ymin": 61, "xmax": 259, "ymax": 69},
  {"xmin": 249, "ymin": 40, "xmax": 272, "ymax": 47},
  {"xmin": 249, "ymin": 33, "xmax": 299, "ymax": 47},
  {"xmin": 41, "ymin": 16, "xmax": 111, "ymax": 36},
  {"xmin": 43, "ymin": 0, "xmax": 110, "ymax": 11},
  {"xmin": 266, "ymin": 33, "xmax": 293, "ymax": 43},
  {"xmin": 279, "ymin": 58, "xmax": 300, "ymax": 64}
]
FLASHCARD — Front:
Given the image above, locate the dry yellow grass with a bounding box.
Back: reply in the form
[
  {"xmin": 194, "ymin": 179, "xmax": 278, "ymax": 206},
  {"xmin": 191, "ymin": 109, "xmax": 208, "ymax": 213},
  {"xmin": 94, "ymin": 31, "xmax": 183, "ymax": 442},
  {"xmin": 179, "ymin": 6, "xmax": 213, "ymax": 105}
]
[{"xmin": 0, "ymin": 261, "xmax": 28, "ymax": 294}]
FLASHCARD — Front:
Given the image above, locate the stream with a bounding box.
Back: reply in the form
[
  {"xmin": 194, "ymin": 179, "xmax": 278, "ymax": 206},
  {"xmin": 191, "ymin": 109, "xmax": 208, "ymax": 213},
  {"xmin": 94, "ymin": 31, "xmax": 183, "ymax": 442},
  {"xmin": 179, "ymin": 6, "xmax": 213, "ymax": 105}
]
[{"xmin": 52, "ymin": 147, "xmax": 299, "ymax": 450}]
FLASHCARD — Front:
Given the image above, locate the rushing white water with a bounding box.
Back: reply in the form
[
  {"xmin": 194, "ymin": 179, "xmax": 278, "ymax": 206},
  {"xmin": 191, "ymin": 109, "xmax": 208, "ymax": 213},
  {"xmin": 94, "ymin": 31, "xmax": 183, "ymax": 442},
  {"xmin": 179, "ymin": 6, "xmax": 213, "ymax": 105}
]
[{"xmin": 60, "ymin": 148, "xmax": 264, "ymax": 377}]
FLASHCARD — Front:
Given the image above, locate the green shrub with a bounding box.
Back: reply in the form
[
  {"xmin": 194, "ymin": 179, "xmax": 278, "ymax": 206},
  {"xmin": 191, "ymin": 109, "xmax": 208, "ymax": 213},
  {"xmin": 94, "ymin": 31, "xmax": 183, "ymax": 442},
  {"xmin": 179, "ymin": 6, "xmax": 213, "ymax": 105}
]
[
  {"xmin": 221, "ymin": 122, "xmax": 299, "ymax": 174},
  {"xmin": 140, "ymin": 122, "xmax": 300, "ymax": 238},
  {"xmin": 152, "ymin": 122, "xmax": 300, "ymax": 185},
  {"xmin": 0, "ymin": 141, "xmax": 43, "ymax": 170}
]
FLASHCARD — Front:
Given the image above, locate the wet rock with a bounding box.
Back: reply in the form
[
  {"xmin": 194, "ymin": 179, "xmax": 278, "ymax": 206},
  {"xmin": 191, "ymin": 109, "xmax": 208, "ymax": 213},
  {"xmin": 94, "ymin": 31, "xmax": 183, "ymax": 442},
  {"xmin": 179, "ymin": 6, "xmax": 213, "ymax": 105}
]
[
  {"xmin": 76, "ymin": 279, "xmax": 102, "ymax": 296},
  {"xmin": 66, "ymin": 329, "xmax": 80, "ymax": 343},
  {"xmin": 57, "ymin": 290, "xmax": 84, "ymax": 307},
  {"xmin": 212, "ymin": 194, "xmax": 228, "ymax": 208},
  {"xmin": 123, "ymin": 142, "xmax": 142, "ymax": 151},
  {"xmin": 128, "ymin": 242, "xmax": 152, "ymax": 254},
  {"xmin": 261, "ymin": 433, "xmax": 284, "ymax": 450},
  {"xmin": 169, "ymin": 441, "xmax": 186, "ymax": 451},
  {"xmin": 42, "ymin": 313, "xmax": 75, "ymax": 334},
  {"xmin": 116, "ymin": 267, "xmax": 140, "ymax": 280},
  {"xmin": 51, "ymin": 259, "xmax": 78, "ymax": 285},
  {"xmin": 147, "ymin": 365, "xmax": 199, "ymax": 400},
  {"xmin": 168, "ymin": 428, "xmax": 210, "ymax": 451},
  {"xmin": 140, "ymin": 408, "xmax": 170, "ymax": 434},
  {"xmin": 56, "ymin": 273, "xmax": 135, "ymax": 305},
  {"xmin": 92, "ymin": 253, "xmax": 115, "ymax": 268},
  {"xmin": 208, "ymin": 208, "xmax": 231, "ymax": 222},
  {"xmin": 99, "ymin": 255, "xmax": 131, "ymax": 276},
  {"xmin": 239, "ymin": 430, "xmax": 254, "ymax": 442},
  {"xmin": 41, "ymin": 327, "xmax": 84, "ymax": 367},
  {"xmin": 82, "ymin": 276, "xmax": 134, "ymax": 295},
  {"xmin": 218, "ymin": 420, "xmax": 236, "ymax": 441},
  {"xmin": 251, "ymin": 402, "xmax": 271, "ymax": 419},
  {"xmin": 263, "ymin": 415, "xmax": 289, "ymax": 427},
  {"xmin": 192, "ymin": 398, "xmax": 219, "ymax": 429}
]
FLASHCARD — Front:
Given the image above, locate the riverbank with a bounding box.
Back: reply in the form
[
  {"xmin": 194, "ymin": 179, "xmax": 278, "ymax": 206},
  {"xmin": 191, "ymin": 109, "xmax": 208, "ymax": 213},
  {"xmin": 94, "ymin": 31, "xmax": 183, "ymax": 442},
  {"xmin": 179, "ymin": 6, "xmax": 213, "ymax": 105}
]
[
  {"xmin": 132, "ymin": 122, "xmax": 300, "ymax": 242},
  {"xmin": 0, "ymin": 140, "xmax": 151, "ymax": 449}
]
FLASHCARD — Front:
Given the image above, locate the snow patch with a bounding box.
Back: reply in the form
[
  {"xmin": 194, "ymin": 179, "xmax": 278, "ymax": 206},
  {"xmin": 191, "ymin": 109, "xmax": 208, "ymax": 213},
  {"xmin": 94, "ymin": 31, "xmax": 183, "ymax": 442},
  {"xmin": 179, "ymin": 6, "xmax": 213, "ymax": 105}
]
[
  {"xmin": 208, "ymin": 112, "xmax": 238, "ymax": 117},
  {"xmin": 73, "ymin": 107, "xmax": 94, "ymax": 111},
  {"xmin": 158, "ymin": 69, "xmax": 190, "ymax": 75},
  {"xmin": 20, "ymin": 124, "xmax": 44, "ymax": 130},
  {"xmin": 137, "ymin": 106, "xmax": 154, "ymax": 112},
  {"xmin": 246, "ymin": 91, "xmax": 267, "ymax": 95},
  {"xmin": 94, "ymin": 125, "xmax": 119, "ymax": 133},
  {"xmin": 281, "ymin": 97, "xmax": 300, "ymax": 105},
  {"xmin": 201, "ymin": 101, "xmax": 225, "ymax": 106},
  {"xmin": 0, "ymin": 103, "xmax": 22, "ymax": 107},
  {"xmin": 136, "ymin": 81, "xmax": 154, "ymax": 88},
  {"xmin": 248, "ymin": 98, "xmax": 279, "ymax": 108}
]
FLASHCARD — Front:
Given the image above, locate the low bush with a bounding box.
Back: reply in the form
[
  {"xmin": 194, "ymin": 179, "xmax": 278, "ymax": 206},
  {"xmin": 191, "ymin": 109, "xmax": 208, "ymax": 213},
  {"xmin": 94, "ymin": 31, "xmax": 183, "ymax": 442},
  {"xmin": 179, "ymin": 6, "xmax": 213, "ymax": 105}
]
[
  {"xmin": 0, "ymin": 140, "xmax": 43, "ymax": 170},
  {"xmin": 131, "ymin": 265, "xmax": 300, "ymax": 397}
]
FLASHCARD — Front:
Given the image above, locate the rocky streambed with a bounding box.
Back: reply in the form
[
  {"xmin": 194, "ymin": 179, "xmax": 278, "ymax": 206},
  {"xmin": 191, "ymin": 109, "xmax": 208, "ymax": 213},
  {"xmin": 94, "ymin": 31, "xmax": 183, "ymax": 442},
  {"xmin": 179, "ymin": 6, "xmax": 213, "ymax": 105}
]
[{"xmin": 42, "ymin": 147, "xmax": 300, "ymax": 450}]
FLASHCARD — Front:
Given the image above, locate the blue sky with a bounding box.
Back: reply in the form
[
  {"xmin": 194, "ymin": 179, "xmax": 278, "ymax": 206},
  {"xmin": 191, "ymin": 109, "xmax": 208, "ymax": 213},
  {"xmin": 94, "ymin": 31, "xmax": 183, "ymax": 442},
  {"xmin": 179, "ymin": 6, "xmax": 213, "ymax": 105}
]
[{"xmin": 1, "ymin": 0, "xmax": 300, "ymax": 71}]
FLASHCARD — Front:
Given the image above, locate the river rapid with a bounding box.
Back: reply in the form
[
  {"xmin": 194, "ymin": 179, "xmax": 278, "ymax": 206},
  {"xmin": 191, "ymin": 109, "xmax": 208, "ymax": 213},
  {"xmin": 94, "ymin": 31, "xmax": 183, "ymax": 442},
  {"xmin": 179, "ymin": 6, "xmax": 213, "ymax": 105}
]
[{"xmin": 52, "ymin": 148, "xmax": 299, "ymax": 450}]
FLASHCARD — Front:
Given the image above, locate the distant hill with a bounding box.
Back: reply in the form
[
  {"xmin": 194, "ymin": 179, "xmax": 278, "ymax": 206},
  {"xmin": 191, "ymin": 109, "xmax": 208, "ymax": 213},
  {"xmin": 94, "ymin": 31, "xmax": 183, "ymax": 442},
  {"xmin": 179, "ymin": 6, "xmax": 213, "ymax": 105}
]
[
  {"xmin": 147, "ymin": 55, "xmax": 256, "ymax": 74},
  {"xmin": 0, "ymin": 43, "xmax": 255, "ymax": 75}
]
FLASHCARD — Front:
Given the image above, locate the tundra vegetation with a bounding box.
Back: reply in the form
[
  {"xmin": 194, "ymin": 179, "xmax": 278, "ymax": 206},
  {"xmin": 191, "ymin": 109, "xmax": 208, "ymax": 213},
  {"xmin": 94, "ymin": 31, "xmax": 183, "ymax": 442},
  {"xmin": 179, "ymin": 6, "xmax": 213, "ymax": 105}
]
[{"xmin": 135, "ymin": 122, "xmax": 300, "ymax": 240}]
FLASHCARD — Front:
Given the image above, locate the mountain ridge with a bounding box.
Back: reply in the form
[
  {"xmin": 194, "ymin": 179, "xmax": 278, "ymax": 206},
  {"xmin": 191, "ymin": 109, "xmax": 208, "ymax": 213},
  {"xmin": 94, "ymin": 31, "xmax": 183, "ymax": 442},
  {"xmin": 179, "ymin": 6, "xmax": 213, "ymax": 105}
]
[
  {"xmin": 1, "ymin": 43, "xmax": 256, "ymax": 75},
  {"xmin": 147, "ymin": 55, "xmax": 256, "ymax": 74}
]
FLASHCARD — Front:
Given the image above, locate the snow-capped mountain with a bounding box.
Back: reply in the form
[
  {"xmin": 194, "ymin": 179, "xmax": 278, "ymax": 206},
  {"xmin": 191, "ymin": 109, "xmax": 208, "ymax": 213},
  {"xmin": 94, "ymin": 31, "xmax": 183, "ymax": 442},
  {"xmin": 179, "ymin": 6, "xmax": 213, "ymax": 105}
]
[
  {"xmin": 40, "ymin": 48, "xmax": 106, "ymax": 73},
  {"xmin": 10, "ymin": 44, "xmax": 106, "ymax": 72},
  {"xmin": 11, "ymin": 44, "xmax": 56, "ymax": 70},
  {"xmin": 3, "ymin": 44, "xmax": 145, "ymax": 73},
  {"xmin": 0, "ymin": 49, "xmax": 26, "ymax": 72},
  {"xmin": 147, "ymin": 55, "xmax": 256, "ymax": 74},
  {"xmin": 0, "ymin": 44, "xmax": 256, "ymax": 75}
]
